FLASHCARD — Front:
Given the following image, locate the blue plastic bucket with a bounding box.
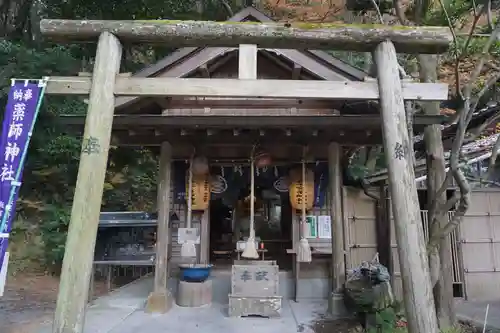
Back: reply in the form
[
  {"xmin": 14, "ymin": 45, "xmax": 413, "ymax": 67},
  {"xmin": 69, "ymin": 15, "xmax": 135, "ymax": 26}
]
[{"xmin": 178, "ymin": 264, "xmax": 213, "ymax": 282}]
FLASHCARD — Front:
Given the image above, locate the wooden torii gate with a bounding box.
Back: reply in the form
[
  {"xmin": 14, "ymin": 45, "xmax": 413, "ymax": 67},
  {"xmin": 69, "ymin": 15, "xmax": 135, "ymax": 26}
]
[{"xmin": 39, "ymin": 19, "xmax": 452, "ymax": 333}]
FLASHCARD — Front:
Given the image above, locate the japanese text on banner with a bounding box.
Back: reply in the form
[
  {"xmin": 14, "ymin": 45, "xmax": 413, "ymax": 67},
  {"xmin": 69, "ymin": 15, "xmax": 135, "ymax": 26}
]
[{"xmin": 0, "ymin": 82, "xmax": 43, "ymax": 277}]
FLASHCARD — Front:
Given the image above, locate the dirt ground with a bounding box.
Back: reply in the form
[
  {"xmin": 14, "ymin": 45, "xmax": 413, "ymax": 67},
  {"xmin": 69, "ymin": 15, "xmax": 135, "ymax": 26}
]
[{"xmin": 0, "ymin": 274, "xmax": 109, "ymax": 333}]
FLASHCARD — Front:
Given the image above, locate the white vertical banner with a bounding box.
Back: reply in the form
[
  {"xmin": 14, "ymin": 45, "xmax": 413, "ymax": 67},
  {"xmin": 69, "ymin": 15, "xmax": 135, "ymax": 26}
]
[
  {"xmin": 0, "ymin": 252, "xmax": 9, "ymax": 297},
  {"xmin": 318, "ymin": 215, "xmax": 332, "ymax": 239}
]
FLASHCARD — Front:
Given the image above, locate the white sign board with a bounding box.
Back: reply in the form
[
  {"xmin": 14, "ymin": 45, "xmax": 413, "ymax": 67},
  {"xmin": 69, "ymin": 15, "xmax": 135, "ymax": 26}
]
[
  {"xmin": 317, "ymin": 216, "xmax": 332, "ymax": 239},
  {"xmin": 236, "ymin": 239, "xmax": 260, "ymax": 251},
  {"xmin": 0, "ymin": 252, "xmax": 9, "ymax": 297},
  {"xmin": 177, "ymin": 228, "xmax": 200, "ymax": 244},
  {"xmin": 304, "ymin": 216, "xmax": 317, "ymax": 238}
]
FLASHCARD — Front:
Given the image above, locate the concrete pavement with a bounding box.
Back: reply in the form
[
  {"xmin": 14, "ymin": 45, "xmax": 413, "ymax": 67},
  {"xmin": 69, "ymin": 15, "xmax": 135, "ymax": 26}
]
[
  {"xmin": 456, "ymin": 299, "xmax": 500, "ymax": 332},
  {"xmin": 39, "ymin": 276, "xmax": 500, "ymax": 333}
]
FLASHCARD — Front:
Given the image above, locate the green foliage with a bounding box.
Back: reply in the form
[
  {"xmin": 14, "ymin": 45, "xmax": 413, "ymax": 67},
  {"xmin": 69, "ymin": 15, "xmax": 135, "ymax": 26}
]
[
  {"xmin": 346, "ymin": 148, "xmax": 386, "ymax": 181},
  {"xmin": 329, "ymin": 50, "xmax": 368, "ymax": 69},
  {"xmin": 102, "ymin": 148, "xmax": 158, "ymax": 211},
  {"xmin": 362, "ymin": 300, "xmax": 407, "ymax": 333},
  {"xmin": 0, "ymin": 39, "xmax": 160, "ymax": 271},
  {"xmin": 420, "ymin": 0, "xmax": 500, "ymax": 62},
  {"xmin": 46, "ymin": 0, "xmax": 198, "ymax": 21},
  {"xmin": 0, "ymin": 40, "xmax": 80, "ymax": 96},
  {"xmin": 366, "ymin": 307, "xmax": 398, "ymax": 333},
  {"xmin": 422, "ymin": 0, "xmax": 473, "ymax": 27},
  {"xmin": 0, "ymin": 0, "xmax": 237, "ymax": 272},
  {"xmin": 39, "ymin": 206, "xmax": 71, "ymax": 268}
]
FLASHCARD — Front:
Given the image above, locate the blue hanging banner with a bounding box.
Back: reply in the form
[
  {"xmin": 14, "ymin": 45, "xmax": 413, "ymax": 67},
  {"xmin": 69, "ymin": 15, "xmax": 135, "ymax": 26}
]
[
  {"xmin": 0, "ymin": 79, "xmax": 47, "ymax": 291},
  {"xmin": 173, "ymin": 161, "xmax": 188, "ymax": 203},
  {"xmin": 211, "ymin": 166, "xmax": 245, "ymax": 208},
  {"xmin": 313, "ymin": 162, "xmax": 329, "ymax": 208}
]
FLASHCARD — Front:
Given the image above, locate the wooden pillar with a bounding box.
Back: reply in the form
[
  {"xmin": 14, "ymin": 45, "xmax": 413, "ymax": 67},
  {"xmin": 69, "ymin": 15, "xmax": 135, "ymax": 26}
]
[
  {"xmin": 375, "ymin": 184, "xmax": 392, "ymax": 274},
  {"xmin": 374, "ymin": 40, "xmax": 439, "ymax": 333},
  {"xmin": 327, "ymin": 142, "xmax": 346, "ymax": 315},
  {"xmin": 199, "ymin": 208, "xmax": 210, "ymax": 264},
  {"xmin": 52, "ymin": 32, "xmax": 122, "ymax": 333},
  {"xmin": 146, "ymin": 142, "xmax": 174, "ymax": 313}
]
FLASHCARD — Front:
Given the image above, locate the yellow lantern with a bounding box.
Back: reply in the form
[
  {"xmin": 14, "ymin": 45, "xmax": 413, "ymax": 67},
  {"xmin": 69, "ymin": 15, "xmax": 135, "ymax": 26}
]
[
  {"xmin": 288, "ymin": 166, "xmax": 314, "ymax": 211},
  {"xmin": 186, "ymin": 173, "xmax": 210, "ymax": 211}
]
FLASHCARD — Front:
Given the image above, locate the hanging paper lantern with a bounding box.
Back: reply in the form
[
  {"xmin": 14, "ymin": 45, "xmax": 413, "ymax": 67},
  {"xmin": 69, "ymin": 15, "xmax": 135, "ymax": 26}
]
[
  {"xmin": 186, "ymin": 173, "xmax": 210, "ymax": 211},
  {"xmin": 192, "ymin": 155, "xmax": 209, "ymax": 176},
  {"xmin": 289, "ymin": 167, "xmax": 314, "ymax": 211},
  {"xmin": 254, "ymin": 150, "xmax": 272, "ymax": 168}
]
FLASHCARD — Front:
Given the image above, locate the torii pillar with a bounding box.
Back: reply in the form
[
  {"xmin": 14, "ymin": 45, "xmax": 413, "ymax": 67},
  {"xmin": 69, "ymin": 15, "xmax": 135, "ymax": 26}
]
[{"xmin": 375, "ymin": 40, "xmax": 439, "ymax": 333}]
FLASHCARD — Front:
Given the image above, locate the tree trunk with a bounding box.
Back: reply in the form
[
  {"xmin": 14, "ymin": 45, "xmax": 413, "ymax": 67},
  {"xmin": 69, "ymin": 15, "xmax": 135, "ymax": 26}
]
[{"xmin": 419, "ymin": 54, "xmax": 456, "ymax": 329}]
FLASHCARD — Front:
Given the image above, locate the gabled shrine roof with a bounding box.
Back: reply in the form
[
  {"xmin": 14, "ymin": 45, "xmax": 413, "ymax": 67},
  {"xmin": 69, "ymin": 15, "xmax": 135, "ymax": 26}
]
[{"xmin": 114, "ymin": 6, "xmax": 370, "ymax": 112}]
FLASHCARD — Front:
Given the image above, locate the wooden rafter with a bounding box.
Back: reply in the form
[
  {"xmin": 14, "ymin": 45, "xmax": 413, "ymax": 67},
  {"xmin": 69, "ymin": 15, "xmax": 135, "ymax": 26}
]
[
  {"xmin": 110, "ymin": 129, "xmax": 382, "ymax": 147},
  {"xmin": 142, "ymin": 144, "xmax": 347, "ymax": 160},
  {"xmin": 39, "ymin": 20, "xmax": 452, "ymax": 54},
  {"xmin": 47, "ymin": 77, "xmax": 449, "ymax": 101}
]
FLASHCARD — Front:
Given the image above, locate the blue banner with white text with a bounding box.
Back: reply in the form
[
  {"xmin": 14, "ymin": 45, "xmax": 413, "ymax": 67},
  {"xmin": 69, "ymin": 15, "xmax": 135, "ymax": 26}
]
[{"xmin": 0, "ymin": 81, "xmax": 44, "ymax": 273}]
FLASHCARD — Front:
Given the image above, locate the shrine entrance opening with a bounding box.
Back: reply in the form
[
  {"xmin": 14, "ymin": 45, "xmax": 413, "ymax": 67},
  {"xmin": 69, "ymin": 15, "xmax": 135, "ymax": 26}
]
[{"xmin": 209, "ymin": 166, "xmax": 294, "ymax": 271}]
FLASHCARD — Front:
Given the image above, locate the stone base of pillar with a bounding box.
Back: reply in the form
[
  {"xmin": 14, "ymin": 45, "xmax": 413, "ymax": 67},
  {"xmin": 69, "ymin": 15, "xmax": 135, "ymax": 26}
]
[
  {"xmin": 176, "ymin": 280, "xmax": 212, "ymax": 307},
  {"xmin": 328, "ymin": 292, "xmax": 349, "ymax": 317},
  {"xmin": 145, "ymin": 290, "xmax": 174, "ymax": 314}
]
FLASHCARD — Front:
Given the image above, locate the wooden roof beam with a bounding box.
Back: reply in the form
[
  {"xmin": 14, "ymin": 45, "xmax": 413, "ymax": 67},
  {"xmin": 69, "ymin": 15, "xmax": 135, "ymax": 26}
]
[
  {"xmin": 39, "ymin": 20, "xmax": 452, "ymax": 54},
  {"xmin": 165, "ymin": 98, "xmax": 334, "ymax": 109},
  {"xmin": 151, "ymin": 144, "xmax": 343, "ymax": 160},
  {"xmin": 46, "ymin": 77, "xmax": 449, "ymax": 101},
  {"xmin": 58, "ymin": 114, "xmax": 447, "ymax": 128}
]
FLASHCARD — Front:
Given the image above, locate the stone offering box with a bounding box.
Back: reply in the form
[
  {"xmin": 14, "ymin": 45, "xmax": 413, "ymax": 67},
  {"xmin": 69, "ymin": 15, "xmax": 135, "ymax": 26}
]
[{"xmin": 228, "ymin": 260, "xmax": 282, "ymax": 317}]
